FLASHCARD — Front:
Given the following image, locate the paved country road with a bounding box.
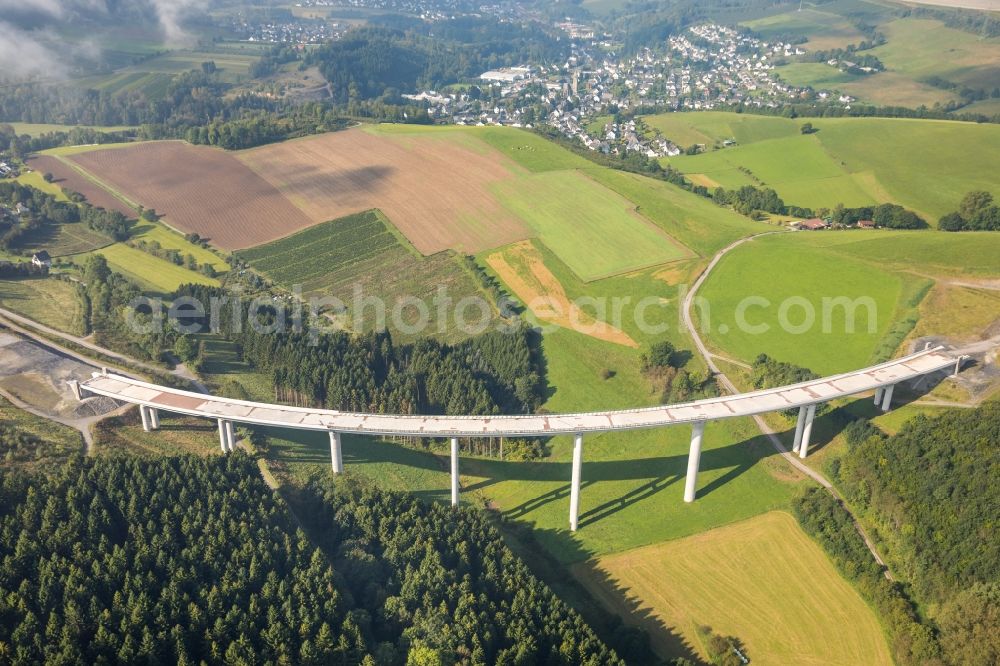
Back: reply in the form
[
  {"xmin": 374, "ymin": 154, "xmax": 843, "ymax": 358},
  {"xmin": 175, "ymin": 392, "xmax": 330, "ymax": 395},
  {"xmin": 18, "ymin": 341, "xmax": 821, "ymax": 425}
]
[{"xmin": 681, "ymin": 232, "xmax": 893, "ymax": 576}]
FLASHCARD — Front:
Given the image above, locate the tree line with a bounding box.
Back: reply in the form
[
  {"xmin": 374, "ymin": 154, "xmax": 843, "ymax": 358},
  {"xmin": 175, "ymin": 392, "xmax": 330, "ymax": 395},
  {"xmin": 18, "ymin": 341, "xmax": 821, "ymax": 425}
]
[
  {"xmin": 0, "ymin": 181, "xmax": 129, "ymax": 251},
  {"xmin": 174, "ymin": 284, "xmax": 549, "ymax": 459},
  {"xmin": 799, "ymin": 402, "xmax": 1000, "ymax": 666},
  {"xmin": 0, "ymin": 454, "xmax": 623, "ymax": 664},
  {"xmin": 938, "ymin": 191, "xmax": 1000, "ymax": 231}
]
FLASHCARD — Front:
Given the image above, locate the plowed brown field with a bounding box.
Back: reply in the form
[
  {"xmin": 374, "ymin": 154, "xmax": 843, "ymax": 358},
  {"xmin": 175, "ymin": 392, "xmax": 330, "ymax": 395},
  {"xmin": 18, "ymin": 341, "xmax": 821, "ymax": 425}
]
[
  {"xmin": 68, "ymin": 141, "xmax": 314, "ymax": 249},
  {"xmin": 237, "ymin": 128, "xmax": 529, "ymax": 255},
  {"xmin": 29, "ymin": 155, "xmax": 135, "ymax": 218}
]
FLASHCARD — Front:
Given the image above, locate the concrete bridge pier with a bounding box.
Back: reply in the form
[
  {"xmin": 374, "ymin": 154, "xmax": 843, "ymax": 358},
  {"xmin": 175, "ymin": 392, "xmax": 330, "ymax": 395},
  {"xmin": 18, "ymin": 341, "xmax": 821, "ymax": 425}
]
[
  {"xmin": 329, "ymin": 431, "xmax": 343, "ymax": 474},
  {"xmin": 149, "ymin": 408, "xmax": 160, "ymax": 430},
  {"xmin": 874, "ymin": 387, "xmax": 884, "ymax": 406},
  {"xmin": 140, "ymin": 405, "xmax": 152, "ymax": 432},
  {"xmin": 880, "ymin": 384, "xmax": 895, "ymax": 412},
  {"xmin": 798, "ymin": 404, "xmax": 817, "ymax": 459},
  {"xmin": 569, "ymin": 434, "xmax": 583, "ymax": 530},
  {"xmin": 218, "ymin": 419, "xmax": 235, "ymax": 453},
  {"xmin": 684, "ymin": 421, "xmax": 706, "ymax": 503},
  {"xmin": 450, "ymin": 437, "xmax": 460, "ymax": 507},
  {"xmin": 792, "ymin": 405, "xmax": 807, "ymax": 454}
]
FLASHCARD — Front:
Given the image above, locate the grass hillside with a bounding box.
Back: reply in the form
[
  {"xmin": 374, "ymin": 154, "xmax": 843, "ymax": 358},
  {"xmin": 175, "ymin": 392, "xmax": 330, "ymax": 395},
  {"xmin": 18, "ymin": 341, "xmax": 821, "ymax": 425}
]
[
  {"xmin": 581, "ymin": 511, "xmax": 893, "ymax": 665},
  {"xmin": 741, "ymin": 3, "xmax": 1000, "ymax": 109},
  {"xmin": 656, "ymin": 113, "xmax": 1000, "ymax": 219},
  {"xmin": 697, "ymin": 229, "xmax": 1000, "ymax": 373}
]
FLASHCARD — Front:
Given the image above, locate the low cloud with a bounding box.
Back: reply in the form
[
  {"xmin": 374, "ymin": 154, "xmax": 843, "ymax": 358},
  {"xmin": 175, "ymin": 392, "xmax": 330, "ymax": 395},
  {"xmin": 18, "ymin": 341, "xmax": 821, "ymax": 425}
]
[{"xmin": 0, "ymin": 0, "xmax": 209, "ymax": 81}]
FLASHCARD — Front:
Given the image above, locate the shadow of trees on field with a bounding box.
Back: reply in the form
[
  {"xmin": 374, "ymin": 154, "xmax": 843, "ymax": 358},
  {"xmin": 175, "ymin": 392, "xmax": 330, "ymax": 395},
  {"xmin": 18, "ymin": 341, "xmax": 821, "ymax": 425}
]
[{"xmin": 267, "ymin": 162, "xmax": 396, "ymax": 196}]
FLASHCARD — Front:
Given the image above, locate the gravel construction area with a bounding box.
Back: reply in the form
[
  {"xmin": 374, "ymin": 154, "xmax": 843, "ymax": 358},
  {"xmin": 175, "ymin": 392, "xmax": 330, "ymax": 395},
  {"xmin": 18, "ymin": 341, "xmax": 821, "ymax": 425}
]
[{"xmin": 0, "ymin": 331, "xmax": 118, "ymax": 419}]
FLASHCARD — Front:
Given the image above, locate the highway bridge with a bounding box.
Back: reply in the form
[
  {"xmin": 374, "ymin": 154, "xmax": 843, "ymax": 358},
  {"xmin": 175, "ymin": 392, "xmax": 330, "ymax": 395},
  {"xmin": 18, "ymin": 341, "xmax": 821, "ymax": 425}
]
[{"xmin": 73, "ymin": 346, "xmax": 962, "ymax": 531}]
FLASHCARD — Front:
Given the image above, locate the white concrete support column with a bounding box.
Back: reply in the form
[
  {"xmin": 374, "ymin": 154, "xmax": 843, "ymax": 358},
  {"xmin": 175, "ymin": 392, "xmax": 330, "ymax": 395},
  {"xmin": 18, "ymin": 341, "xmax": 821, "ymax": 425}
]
[
  {"xmin": 140, "ymin": 405, "xmax": 152, "ymax": 432},
  {"xmin": 225, "ymin": 421, "xmax": 236, "ymax": 452},
  {"xmin": 791, "ymin": 406, "xmax": 807, "ymax": 454},
  {"xmin": 684, "ymin": 421, "xmax": 706, "ymax": 503},
  {"xmin": 149, "ymin": 408, "xmax": 160, "ymax": 430},
  {"xmin": 450, "ymin": 437, "xmax": 460, "ymax": 507},
  {"xmin": 69, "ymin": 380, "xmax": 82, "ymax": 401},
  {"xmin": 873, "ymin": 387, "xmax": 884, "ymax": 406},
  {"xmin": 880, "ymin": 384, "xmax": 895, "ymax": 412},
  {"xmin": 798, "ymin": 404, "xmax": 817, "ymax": 459},
  {"xmin": 569, "ymin": 434, "xmax": 584, "ymax": 531},
  {"xmin": 329, "ymin": 431, "xmax": 344, "ymax": 474},
  {"xmin": 218, "ymin": 419, "xmax": 228, "ymax": 453},
  {"xmin": 953, "ymin": 356, "xmax": 964, "ymax": 376}
]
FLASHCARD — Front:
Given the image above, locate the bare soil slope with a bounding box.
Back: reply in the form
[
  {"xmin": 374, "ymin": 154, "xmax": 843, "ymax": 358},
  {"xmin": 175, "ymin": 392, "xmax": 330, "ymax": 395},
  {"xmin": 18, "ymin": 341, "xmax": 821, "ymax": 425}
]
[
  {"xmin": 237, "ymin": 128, "xmax": 529, "ymax": 255},
  {"xmin": 29, "ymin": 155, "xmax": 135, "ymax": 218},
  {"xmin": 68, "ymin": 141, "xmax": 314, "ymax": 249}
]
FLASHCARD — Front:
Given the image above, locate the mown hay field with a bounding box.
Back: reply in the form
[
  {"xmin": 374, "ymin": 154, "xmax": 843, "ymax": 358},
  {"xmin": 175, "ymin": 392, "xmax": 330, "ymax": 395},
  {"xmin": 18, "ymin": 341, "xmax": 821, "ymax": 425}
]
[
  {"xmin": 67, "ymin": 141, "xmax": 314, "ymax": 249},
  {"xmin": 577, "ymin": 511, "xmax": 892, "ymax": 665},
  {"xmin": 696, "ymin": 232, "xmax": 905, "ymax": 375}
]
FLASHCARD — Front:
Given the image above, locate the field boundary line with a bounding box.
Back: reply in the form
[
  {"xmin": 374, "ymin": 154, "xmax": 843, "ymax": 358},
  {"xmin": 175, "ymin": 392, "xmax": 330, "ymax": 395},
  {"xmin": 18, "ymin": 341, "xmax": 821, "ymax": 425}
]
[{"xmin": 53, "ymin": 154, "xmax": 142, "ymax": 212}]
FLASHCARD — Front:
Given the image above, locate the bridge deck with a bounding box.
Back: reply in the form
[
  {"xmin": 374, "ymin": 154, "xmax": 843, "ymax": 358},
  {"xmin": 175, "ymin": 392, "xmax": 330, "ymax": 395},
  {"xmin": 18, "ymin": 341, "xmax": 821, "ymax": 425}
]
[{"xmin": 78, "ymin": 347, "xmax": 957, "ymax": 437}]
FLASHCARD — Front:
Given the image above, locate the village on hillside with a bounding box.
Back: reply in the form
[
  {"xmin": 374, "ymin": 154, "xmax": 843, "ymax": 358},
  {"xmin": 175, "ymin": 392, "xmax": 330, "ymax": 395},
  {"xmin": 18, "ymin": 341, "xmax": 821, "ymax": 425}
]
[{"xmin": 408, "ymin": 22, "xmax": 847, "ymax": 158}]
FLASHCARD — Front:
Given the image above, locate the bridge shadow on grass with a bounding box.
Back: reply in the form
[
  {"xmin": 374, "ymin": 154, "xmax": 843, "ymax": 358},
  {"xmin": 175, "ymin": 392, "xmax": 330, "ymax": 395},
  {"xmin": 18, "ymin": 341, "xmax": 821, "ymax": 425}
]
[
  {"xmin": 500, "ymin": 520, "xmax": 705, "ymax": 664},
  {"xmin": 259, "ymin": 422, "xmax": 785, "ymax": 529}
]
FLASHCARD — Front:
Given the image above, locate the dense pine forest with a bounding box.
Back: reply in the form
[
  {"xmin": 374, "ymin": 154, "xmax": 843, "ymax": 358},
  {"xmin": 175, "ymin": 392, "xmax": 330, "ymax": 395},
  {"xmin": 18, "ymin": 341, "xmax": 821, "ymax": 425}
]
[
  {"xmin": 176, "ymin": 284, "xmax": 546, "ymax": 419},
  {"xmin": 0, "ymin": 454, "xmax": 621, "ymax": 665}
]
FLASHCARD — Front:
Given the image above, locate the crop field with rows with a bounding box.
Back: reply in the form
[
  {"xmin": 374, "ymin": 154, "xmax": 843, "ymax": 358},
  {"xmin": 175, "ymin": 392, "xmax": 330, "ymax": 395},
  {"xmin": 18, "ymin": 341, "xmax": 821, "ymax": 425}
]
[{"xmin": 239, "ymin": 210, "xmax": 494, "ymax": 342}]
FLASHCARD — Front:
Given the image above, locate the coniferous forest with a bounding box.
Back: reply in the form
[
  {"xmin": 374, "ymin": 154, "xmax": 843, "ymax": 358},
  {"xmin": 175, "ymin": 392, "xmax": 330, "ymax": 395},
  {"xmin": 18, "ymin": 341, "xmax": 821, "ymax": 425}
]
[
  {"xmin": 0, "ymin": 454, "xmax": 621, "ymax": 665},
  {"xmin": 797, "ymin": 402, "xmax": 1000, "ymax": 666}
]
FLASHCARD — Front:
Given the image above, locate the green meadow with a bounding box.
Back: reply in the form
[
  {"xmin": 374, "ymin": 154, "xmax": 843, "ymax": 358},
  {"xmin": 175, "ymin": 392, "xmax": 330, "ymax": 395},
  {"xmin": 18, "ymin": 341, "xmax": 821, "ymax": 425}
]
[
  {"xmin": 82, "ymin": 243, "xmax": 220, "ymax": 294},
  {"xmin": 658, "ymin": 113, "xmax": 1000, "ymax": 219},
  {"xmin": 696, "ymin": 228, "xmax": 1000, "ymax": 376},
  {"xmin": 696, "ymin": 233, "xmax": 906, "ymax": 375},
  {"xmin": 742, "ymin": 7, "xmax": 864, "ymax": 50},
  {"xmin": 491, "ymin": 170, "xmax": 691, "ymax": 281},
  {"xmin": 8, "ymin": 123, "xmax": 137, "ymax": 137},
  {"xmin": 130, "ymin": 222, "xmax": 230, "ymax": 274}
]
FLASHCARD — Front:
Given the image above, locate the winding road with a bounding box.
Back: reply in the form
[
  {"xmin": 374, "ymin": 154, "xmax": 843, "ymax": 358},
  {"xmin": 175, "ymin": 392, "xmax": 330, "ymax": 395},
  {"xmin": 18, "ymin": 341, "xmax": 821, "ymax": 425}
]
[{"xmin": 680, "ymin": 231, "xmax": 893, "ymax": 572}]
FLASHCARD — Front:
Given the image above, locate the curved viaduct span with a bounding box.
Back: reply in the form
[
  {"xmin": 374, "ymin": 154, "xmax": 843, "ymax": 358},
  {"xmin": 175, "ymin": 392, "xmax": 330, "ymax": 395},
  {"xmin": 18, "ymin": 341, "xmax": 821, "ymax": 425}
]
[{"xmin": 74, "ymin": 346, "xmax": 962, "ymax": 531}]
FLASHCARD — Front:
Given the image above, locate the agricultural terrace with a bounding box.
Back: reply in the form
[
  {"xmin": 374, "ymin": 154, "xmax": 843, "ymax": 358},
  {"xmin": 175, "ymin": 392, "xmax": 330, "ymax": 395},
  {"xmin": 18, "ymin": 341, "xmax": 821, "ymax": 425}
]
[
  {"xmin": 8, "ymin": 123, "xmax": 136, "ymax": 137},
  {"xmin": 130, "ymin": 222, "xmax": 230, "ymax": 274},
  {"xmin": 580, "ymin": 511, "xmax": 892, "ymax": 665},
  {"xmin": 67, "ymin": 141, "xmax": 314, "ymax": 249},
  {"xmin": 238, "ymin": 211, "xmax": 493, "ymax": 341},
  {"xmin": 657, "ymin": 113, "xmax": 1000, "ymax": 219}
]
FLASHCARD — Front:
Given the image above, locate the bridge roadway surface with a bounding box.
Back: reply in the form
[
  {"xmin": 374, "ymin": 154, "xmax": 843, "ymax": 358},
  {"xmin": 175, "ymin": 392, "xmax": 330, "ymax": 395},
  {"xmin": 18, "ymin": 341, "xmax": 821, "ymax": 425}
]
[{"xmin": 79, "ymin": 346, "xmax": 956, "ymax": 437}]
